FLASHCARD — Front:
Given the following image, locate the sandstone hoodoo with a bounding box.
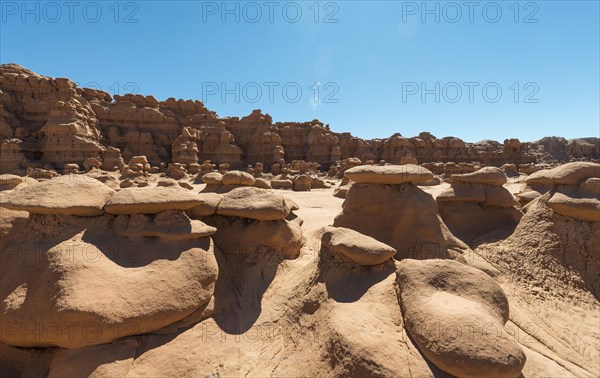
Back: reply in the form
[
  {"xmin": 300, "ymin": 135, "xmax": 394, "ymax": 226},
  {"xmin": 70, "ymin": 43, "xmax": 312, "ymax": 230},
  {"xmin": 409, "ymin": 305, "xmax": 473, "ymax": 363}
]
[
  {"xmin": 0, "ymin": 179, "xmax": 218, "ymax": 349},
  {"xmin": 1, "ymin": 62, "xmax": 599, "ymax": 378},
  {"xmin": 343, "ymin": 164, "xmax": 434, "ymax": 185},
  {"xmin": 437, "ymin": 166, "xmax": 523, "ymax": 242},
  {"xmin": 481, "ymin": 162, "xmax": 600, "ymax": 300},
  {"xmin": 525, "ymin": 162, "xmax": 600, "ymax": 222},
  {"xmin": 334, "ymin": 164, "xmax": 469, "ymax": 260}
]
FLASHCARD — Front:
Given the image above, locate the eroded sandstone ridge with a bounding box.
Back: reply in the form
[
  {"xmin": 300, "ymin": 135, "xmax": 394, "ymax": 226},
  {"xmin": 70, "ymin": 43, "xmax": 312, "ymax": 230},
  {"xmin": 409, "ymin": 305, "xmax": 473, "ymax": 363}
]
[{"xmin": 1, "ymin": 64, "xmax": 598, "ymax": 176}]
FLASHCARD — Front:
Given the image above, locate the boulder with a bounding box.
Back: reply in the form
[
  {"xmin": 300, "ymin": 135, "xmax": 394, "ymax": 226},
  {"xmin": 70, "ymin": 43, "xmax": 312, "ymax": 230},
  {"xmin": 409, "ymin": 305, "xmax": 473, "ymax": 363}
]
[
  {"xmin": 484, "ymin": 186, "xmax": 520, "ymax": 208},
  {"xmin": 216, "ymin": 187, "xmax": 293, "ymax": 221},
  {"xmin": 201, "ymin": 172, "xmax": 223, "ymax": 185},
  {"xmin": 157, "ymin": 178, "xmax": 182, "ymax": 188},
  {"xmin": 451, "ymin": 166, "xmax": 507, "ymax": 186},
  {"xmin": 344, "ymin": 164, "xmax": 433, "ymax": 185},
  {"xmin": 548, "ymin": 192, "xmax": 600, "ymax": 222},
  {"xmin": 0, "ymin": 175, "xmax": 114, "ymax": 216},
  {"xmin": 221, "ymin": 171, "xmax": 255, "ymax": 186},
  {"xmin": 525, "ymin": 162, "xmax": 600, "ymax": 185},
  {"xmin": 321, "ymin": 226, "xmax": 396, "ymax": 266},
  {"xmin": 515, "ymin": 189, "xmax": 542, "ymax": 206},
  {"xmin": 396, "ymin": 259, "xmax": 526, "ymax": 378},
  {"xmin": 104, "ymin": 187, "xmax": 205, "ymax": 215},
  {"xmin": 333, "ymin": 184, "xmax": 350, "ymax": 198},
  {"xmin": 253, "ymin": 178, "xmax": 272, "ymax": 189}
]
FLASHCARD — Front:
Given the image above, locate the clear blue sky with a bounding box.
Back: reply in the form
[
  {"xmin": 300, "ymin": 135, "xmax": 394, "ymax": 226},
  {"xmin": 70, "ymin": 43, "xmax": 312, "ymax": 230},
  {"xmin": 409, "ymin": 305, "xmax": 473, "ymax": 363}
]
[{"xmin": 1, "ymin": 0, "xmax": 598, "ymax": 142}]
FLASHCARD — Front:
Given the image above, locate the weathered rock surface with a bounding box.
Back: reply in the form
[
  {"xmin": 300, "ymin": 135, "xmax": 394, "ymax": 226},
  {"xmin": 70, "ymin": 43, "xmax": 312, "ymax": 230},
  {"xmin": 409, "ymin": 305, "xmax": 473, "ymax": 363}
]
[
  {"xmin": 2, "ymin": 64, "xmax": 597, "ymax": 176},
  {"xmin": 451, "ymin": 166, "xmax": 508, "ymax": 186},
  {"xmin": 221, "ymin": 170, "xmax": 255, "ymax": 186},
  {"xmin": 437, "ymin": 167, "xmax": 522, "ymax": 242},
  {"xmin": 334, "ymin": 180, "xmax": 468, "ymax": 260},
  {"xmin": 215, "ymin": 187, "xmax": 294, "ymax": 221},
  {"xmin": 204, "ymin": 215, "xmax": 303, "ymax": 259},
  {"xmin": 0, "ymin": 214, "xmax": 218, "ymax": 348},
  {"xmin": 114, "ymin": 210, "xmax": 217, "ymax": 240},
  {"xmin": 344, "ymin": 164, "xmax": 433, "ymax": 185},
  {"xmin": 104, "ymin": 187, "xmax": 205, "ymax": 214},
  {"xmin": 0, "ymin": 175, "xmax": 114, "ymax": 216},
  {"xmin": 396, "ymin": 259, "xmax": 526, "ymax": 378},
  {"xmin": 525, "ymin": 162, "xmax": 600, "ymax": 185},
  {"xmin": 321, "ymin": 226, "xmax": 396, "ymax": 266},
  {"xmin": 189, "ymin": 193, "xmax": 223, "ymax": 217}
]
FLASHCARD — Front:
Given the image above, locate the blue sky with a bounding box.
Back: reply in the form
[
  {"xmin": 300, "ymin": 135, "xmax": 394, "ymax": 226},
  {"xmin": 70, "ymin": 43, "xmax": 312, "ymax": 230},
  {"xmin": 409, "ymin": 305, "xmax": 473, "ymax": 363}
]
[{"xmin": 1, "ymin": 0, "xmax": 598, "ymax": 142}]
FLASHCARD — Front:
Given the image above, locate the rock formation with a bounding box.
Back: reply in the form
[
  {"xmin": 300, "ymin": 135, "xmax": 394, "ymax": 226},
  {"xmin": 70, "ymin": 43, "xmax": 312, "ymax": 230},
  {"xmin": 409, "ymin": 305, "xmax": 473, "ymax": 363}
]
[
  {"xmin": 333, "ymin": 165, "xmax": 469, "ymax": 259},
  {"xmin": 396, "ymin": 259, "xmax": 526, "ymax": 377},
  {"xmin": 0, "ymin": 179, "xmax": 218, "ymax": 349},
  {"xmin": 2, "ymin": 64, "xmax": 597, "ymax": 176},
  {"xmin": 437, "ymin": 167, "xmax": 523, "ymax": 242},
  {"xmin": 478, "ymin": 163, "xmax": 600, "ymax": 301},
  {"xmin": 1, "ymin": 63, "xmax": 598, "ymax": 378}
]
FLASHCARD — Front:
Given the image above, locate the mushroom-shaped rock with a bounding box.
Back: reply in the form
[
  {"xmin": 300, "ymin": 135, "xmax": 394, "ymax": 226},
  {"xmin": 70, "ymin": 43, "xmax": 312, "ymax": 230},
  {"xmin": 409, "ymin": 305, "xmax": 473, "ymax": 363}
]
[
  {"xmin": 104, "ymin": 187, "xmax": 206, "ymax": 214},
  {"xmin": 344, "ymin": 164, "xmax": 433, "ymax": 185},
  {"xmin": 334, "ymin": 182, "xmax": 467, "ymax": 260},
  {"xmin": 321, "ymin": 226, "xmax": 396, "ymax": 266},
  {"xmin": 437, "ymin": 171, "xmax": 521, "ymax": 242},
  {"xmin": 451, "ymin": 166, "xmax": 507, "ymax": 186},
  {"xmin": 216, "ymin": 187, "xmax": 293, "ymax": 221},
  {"xmin": 201, "ymin": 172, "xmax": 223, "ymax": 185},
  {"xmin": 396, "ymin": 259, "xmax": 526, "ymax": 378},
  {"xmin": 0, "ymin": 214, "xmax": 218, "ymax": 348},
  {"xmin": 0, "ymin": 175, "xmax": 114, "ymax": 216},
  {"xmin": 525, "ymin": 162, "xmax": 600, "ymax": 186},
  {"xmin": 221, "ymin": 170, "xmax": 255, "ymax": 186},
  {"xmin": 189, "ymin": 193, "xmax": 223, "ymax": 217}
]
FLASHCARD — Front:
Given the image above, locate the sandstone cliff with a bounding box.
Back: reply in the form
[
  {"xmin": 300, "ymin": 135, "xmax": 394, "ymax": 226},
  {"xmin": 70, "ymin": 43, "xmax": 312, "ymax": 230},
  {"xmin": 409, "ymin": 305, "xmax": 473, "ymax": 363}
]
[{"xmin": 1, "ymin": 64, "xmax": 597, "ymax": 175}]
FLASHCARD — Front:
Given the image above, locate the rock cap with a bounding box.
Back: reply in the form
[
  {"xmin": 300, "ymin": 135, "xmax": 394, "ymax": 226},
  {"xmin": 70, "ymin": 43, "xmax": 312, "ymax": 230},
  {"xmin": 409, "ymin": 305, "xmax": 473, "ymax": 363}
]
[
  {"xmin": 344, "ymin": 164, "xmax": 433, "ymax": 185},
  {"xmin": 0, "ymin": 175, "xmax": 114, "ymax": 216},
  {"xmin": 105, "ymin": 187, "xmax": 205, "ymax": 214}
]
